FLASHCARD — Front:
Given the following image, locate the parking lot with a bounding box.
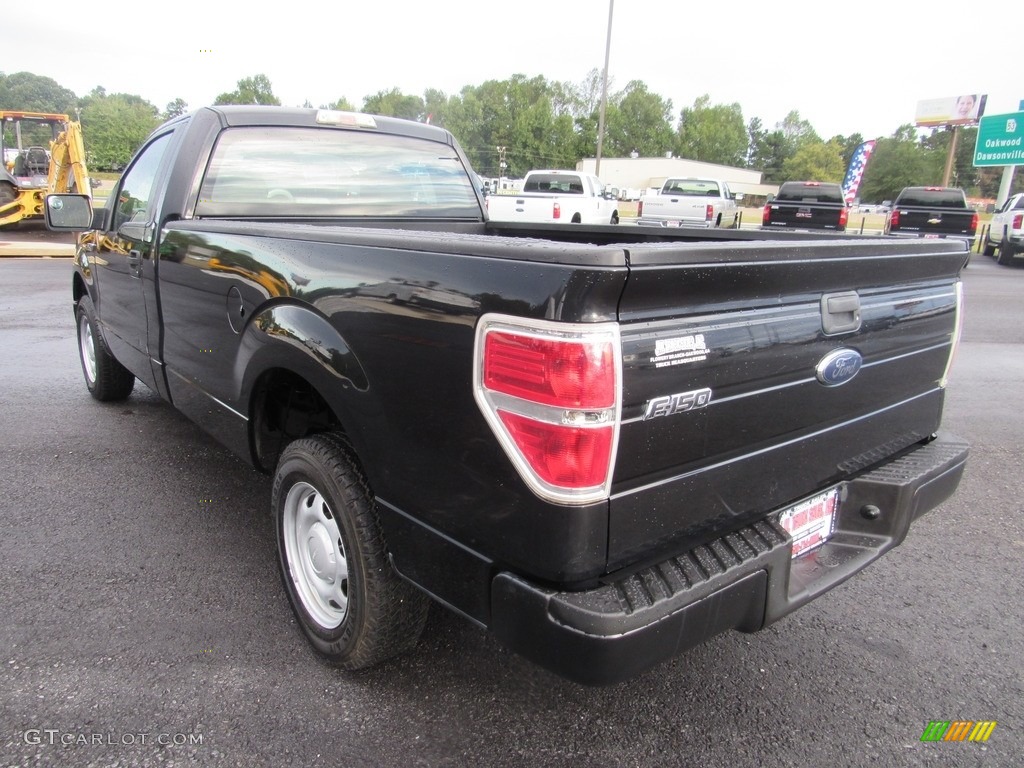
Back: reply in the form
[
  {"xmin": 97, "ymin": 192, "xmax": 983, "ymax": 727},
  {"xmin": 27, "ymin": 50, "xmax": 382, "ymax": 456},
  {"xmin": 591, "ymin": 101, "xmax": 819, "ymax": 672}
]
[{"xmin": 0, "ymin": 246, "xmax": 1021, "ymax": 767}]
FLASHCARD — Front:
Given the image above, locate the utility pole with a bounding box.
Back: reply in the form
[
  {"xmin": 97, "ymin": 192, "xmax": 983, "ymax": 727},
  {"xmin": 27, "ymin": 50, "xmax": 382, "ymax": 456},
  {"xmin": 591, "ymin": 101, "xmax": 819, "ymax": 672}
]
[
  {"xmin": 496, "ymin": 146, "xmax": 507, "ymax": 189},
  {"xmin": 941, "ymin": 126, "xmax": 959, "ymax": 187},
  {"xmin": 595, "ymin": 0, "xmax": 614, "ymax": 177}
]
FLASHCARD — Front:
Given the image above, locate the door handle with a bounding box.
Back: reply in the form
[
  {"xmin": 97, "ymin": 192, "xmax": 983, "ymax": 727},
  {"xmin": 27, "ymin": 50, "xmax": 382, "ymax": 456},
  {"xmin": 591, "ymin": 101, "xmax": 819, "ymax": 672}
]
[
  {"xmin": 128, "ymin": 249, "xmax": 142, "ymax": 278},
  {"xmin": 821, "ymin": 291, "xmax": 861, "ymax": 335}
]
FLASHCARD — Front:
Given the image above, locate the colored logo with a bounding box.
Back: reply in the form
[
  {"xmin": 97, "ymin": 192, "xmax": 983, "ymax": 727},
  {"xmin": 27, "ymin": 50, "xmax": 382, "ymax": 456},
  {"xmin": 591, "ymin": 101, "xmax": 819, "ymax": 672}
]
[
  {"xmin": 815, "ymin": 349, "xmax": 863, "ymax": 386},
  {"xmin": 920, "ymin": 721, "xmax": 997, "ymax": 742}
]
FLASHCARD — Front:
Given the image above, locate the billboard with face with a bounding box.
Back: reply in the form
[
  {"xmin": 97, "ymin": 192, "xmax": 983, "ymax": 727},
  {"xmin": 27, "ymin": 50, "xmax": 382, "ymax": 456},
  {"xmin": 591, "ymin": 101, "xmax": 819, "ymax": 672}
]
[{"xmin": 915, "ymin": 94, "xmax": 988, "ymax": 127}]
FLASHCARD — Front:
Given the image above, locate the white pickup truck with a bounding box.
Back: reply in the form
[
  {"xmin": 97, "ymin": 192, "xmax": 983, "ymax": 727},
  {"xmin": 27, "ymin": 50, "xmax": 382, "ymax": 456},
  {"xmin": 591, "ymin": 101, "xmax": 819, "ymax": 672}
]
[
  {"xmin": 637, "ymin": 178, "xmax": 738, "ymax": 228},
  {"xmin": 983, "ymin": 191, "xmax": 1024, "ymax": 266},
  {"xmin": 485, "ymin": 169, "xmax": 620, "ymax": 225}
]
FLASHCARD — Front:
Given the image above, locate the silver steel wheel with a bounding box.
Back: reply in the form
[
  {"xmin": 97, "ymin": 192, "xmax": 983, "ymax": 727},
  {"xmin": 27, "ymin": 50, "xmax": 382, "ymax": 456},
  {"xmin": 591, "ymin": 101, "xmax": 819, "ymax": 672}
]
[
  {"xmin": 79, "ymin": 313, "xmax": 97, "ymax": 385},
  {"xmin": 282, "ymin": 480, "xmax": 349, "ymax": 629}
]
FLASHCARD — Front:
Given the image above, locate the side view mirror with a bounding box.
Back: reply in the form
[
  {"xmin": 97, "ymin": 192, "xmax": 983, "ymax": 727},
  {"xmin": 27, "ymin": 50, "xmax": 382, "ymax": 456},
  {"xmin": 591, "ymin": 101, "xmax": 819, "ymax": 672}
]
[{"xmin": 44, "ymin": 194, "xmax": 93, "ymax": 230}]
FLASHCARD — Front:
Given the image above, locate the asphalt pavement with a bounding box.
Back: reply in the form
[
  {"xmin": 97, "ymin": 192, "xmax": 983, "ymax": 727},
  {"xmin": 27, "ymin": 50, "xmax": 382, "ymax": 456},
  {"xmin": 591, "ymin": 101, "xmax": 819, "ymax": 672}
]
[{"xmin": 0, "ymin": 246, "xmax": 1021, "ymax": 768}]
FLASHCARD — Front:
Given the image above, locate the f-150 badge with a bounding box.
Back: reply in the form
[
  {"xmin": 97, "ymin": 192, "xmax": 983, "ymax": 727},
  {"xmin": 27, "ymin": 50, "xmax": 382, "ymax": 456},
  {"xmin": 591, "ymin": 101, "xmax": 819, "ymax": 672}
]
[{"xmin": 643, "ymin": 387, "xmax": 713, "ymax": 420}]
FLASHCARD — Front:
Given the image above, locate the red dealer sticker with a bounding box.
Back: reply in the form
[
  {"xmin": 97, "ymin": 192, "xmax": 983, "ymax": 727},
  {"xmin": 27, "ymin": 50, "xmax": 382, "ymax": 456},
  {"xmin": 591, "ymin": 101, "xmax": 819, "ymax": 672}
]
[{"xmin": 777, "ymin": 488, "xmax": 839, "ymax": 558}]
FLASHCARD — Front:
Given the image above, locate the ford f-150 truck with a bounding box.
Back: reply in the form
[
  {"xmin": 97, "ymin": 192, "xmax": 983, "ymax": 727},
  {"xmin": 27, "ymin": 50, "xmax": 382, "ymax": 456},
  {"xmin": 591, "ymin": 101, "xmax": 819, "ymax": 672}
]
[
  {"xmin": 982, "ymin": 191, "xmax": 1024, "ymax": 266},
  {"xmin": 484, "ymin": 169, "xmax": 619, "ymax": 225},
  {"xmin": 884, "ymin": 186, "xmax": 978, "ymax": 247},
  {"xmin": 636, "ymin": 177, "xmax": 738, "ymax": 228},
  {"xmin": 762, "ymin": 180, "xmax": 849, "ymax": 232},
  {"xmin": 46, "ymin": 106, "xmax": 969, "ymax": 685}
]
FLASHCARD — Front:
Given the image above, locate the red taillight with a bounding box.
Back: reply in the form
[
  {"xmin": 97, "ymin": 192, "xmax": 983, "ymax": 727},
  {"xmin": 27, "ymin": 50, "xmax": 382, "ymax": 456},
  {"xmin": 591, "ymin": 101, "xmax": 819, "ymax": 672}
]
[
  {"xmin": 484, "ymin": 332, "xmax": 614, "ymax": 408},
  {"xmin": 1014, "ymin": 214, "xmax": 1024, "ymax": 229},
  {"xmin": 705, "ymin": 204, "xmax": 714, "ymax": 222},
  {"xmin": 497, "ymin": 412, "xmax": 613, "ymax": 488},
  {"xmin": 553, "ymin": 202, "xmax": 561, "ymax": 220},
  {"xmin": 889, "ymin": 209, "xmax": 900, "ymax": 230},
  {"xmin": 762, "ymin": 204, "xmax": 771, "ymax": 225},
  {"xmin": 475, "ymin": 316, "xmax": 621, "ymax": 504},
  {"xmin": 970, "ymin": 212, "xmax": 979, "ymax": 233},
  {"xmin": 637, "ymin": 200, "xmax": 643, "ymax": 217},
  {"xmin": 839, "ymin": 206, "xmax": 849, "ymax": 229}
]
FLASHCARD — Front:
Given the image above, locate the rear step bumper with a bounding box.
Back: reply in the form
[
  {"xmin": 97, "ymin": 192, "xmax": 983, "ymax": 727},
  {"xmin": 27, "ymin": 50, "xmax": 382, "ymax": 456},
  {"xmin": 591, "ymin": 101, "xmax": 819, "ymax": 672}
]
[{"xmin": 490, "ymin": 432, "xmax": 969, "ymax": 685}]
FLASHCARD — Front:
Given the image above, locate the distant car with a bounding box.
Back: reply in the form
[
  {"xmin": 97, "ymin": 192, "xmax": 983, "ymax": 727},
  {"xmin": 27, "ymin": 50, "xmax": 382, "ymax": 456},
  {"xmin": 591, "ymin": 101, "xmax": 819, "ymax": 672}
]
[{"xmin": 983, "ymin": 192, "xmax": 1024, "ymax": 266}]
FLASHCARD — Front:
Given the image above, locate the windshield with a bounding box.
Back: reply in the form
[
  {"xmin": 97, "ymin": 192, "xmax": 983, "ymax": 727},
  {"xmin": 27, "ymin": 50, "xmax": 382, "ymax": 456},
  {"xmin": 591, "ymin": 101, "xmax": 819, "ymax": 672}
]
[{"xmin": 196, "ymin": 127, "xmax": 481, "ymax": 218}]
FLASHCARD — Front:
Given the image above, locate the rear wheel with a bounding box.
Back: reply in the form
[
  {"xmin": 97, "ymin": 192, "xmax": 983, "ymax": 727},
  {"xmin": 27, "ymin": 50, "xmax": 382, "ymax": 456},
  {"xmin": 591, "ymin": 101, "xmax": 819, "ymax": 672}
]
[
  {"xmin": 273, "ymin": 433, "xmax": 428, "ymax": 669},
  {"xmin": 997, "ymin": 238, "xmax": 1018, "ymax": 266},
  {"xmin": 982, "ymin": 235, "xmax": 997, "ymax": 257},
  {"xmin": 610, "ymin": 212, "xmax": 619, "ymax": 225},
  {"xmin": 76, "ymin": 295, "xmax": 135, "ymax": 401}
]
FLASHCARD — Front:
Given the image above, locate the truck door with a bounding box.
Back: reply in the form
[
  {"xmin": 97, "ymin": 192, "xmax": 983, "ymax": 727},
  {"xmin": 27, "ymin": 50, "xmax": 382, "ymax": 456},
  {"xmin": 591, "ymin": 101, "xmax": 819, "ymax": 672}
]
[{"xmin": 92, "ymin": 131, "xmax": 173, "ymax": 391}]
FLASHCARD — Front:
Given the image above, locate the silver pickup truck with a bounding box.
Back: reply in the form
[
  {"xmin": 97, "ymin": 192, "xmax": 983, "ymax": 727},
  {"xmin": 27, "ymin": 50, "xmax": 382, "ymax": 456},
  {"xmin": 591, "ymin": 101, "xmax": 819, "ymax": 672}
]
[{"xmin": 637, "ymin": 177, "xmax": 739, "ymax": 228}]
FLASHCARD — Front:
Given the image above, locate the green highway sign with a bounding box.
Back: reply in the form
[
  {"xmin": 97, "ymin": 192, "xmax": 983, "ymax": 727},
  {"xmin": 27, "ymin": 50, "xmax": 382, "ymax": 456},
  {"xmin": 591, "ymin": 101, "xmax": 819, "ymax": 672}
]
[{"xmin": 973, "ymin": 111, "xmax": 1024, "ymax": 167}]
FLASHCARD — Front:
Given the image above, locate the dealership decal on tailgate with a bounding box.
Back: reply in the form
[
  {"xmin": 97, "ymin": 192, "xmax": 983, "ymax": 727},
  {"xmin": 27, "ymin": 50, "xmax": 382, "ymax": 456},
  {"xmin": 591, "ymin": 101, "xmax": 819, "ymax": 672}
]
[{"xmin": 777, "ymin": 487, "xmax": 839, "ymax": 558}]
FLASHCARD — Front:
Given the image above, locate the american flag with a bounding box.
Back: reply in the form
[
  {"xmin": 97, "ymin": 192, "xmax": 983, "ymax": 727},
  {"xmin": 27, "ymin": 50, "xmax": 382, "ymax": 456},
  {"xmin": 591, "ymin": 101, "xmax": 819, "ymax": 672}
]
[{"xmin": 842, "ymin": 140, "xmax": 876, "ymax": 206}]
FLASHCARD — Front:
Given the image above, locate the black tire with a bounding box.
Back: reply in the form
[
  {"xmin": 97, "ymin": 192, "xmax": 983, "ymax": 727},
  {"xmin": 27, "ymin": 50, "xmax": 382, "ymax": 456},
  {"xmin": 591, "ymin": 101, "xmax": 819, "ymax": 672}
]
[
  {"xmin": 272, "ymin": 433, "xmax": 428, "ymax": 669},
  {"xmin": 610, "ymin": 211, "xmax": 619, "ymax": 225},
  {"xmin": 75, "ymin": 295, "xmax": 135, "ymax": 401},
  {"xmin": 983, "ymin": 236, "xmax": 997, "ymax": 257},
  {"xmin": 997, "ymin": 238, "xmax": 1018, "ymax": 266}
]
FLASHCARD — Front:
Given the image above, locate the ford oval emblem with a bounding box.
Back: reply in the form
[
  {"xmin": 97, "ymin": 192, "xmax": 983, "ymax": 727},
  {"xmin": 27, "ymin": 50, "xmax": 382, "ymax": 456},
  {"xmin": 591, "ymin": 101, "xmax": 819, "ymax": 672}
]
[{"xmin": 816, "ymin": 349, "xmax": 863, "ymax": 386}]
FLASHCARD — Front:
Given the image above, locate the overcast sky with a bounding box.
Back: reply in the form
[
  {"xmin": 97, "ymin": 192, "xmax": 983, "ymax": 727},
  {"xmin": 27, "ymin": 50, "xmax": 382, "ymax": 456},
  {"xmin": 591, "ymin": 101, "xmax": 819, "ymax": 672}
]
[{"xmin": 6, "ymin": 0, "xmax": 1020, "ymax": 143}]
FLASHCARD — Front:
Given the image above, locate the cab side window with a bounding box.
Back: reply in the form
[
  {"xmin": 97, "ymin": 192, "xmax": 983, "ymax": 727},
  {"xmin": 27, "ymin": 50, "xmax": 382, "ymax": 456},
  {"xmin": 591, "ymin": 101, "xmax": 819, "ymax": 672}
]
[{"xmin": 112, "ymin": 133, "xmax": 172, "ymax": 231}]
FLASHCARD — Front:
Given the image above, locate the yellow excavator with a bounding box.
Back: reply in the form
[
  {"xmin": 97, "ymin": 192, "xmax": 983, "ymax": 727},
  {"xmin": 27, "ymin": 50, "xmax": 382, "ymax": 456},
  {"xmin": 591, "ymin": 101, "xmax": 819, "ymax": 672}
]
[{"xmin": 1, "ymin": 110, "xmax": 91, "ymax": 228}]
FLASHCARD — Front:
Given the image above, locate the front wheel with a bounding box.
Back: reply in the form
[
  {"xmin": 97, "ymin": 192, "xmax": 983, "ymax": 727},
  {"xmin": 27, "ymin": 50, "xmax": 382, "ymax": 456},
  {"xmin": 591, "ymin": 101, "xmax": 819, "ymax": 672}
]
[
  {"xmin": 76, "ymin": 295, "xmax": 135, "ymax": 401},
  {"xmin": 273, "ymin": 433, "xmax": 428, "ymax": 669}
]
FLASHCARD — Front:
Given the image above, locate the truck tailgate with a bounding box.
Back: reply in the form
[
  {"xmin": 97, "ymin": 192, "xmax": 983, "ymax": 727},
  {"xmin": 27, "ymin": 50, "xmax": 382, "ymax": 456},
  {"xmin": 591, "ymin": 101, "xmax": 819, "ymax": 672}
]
[
  {"xmin": 642, "ymin": 196, "xmax": 708, "ymax": 225},
  {"xmin": 764, "ymin": 202, "xmax": 845, "ymax": 230},
  {"xmin": 892, "ymin": 209, "xmax": 975, "ymax": 237},
  {"xmin": 609, "ymin": 237, "xmax": 965, "ymax": 568}
]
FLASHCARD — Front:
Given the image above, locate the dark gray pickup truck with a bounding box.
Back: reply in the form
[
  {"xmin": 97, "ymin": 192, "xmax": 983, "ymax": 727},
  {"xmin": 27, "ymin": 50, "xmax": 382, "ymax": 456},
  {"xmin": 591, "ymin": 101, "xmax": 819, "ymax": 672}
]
[
  {"xmin": 762, "ymin": 180, "xmax": 849, "ymax": 231},
  {"xmin": 46, "ymin": 106, "xmax": 969, "ymax": 685},
  {"xmin": 884, "ymin": 186, "xmax": 978, "ymax": 246}
]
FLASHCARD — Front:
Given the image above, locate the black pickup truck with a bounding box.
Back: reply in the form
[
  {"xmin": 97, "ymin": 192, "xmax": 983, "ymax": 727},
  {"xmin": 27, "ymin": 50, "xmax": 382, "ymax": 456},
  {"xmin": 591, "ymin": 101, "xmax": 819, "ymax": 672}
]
[
  {"xmin": 761, "ymin": 180, "xmax": 849, "ymax": 231},
  {"xmin": 884, "ymin": 186, "xmax": 978, "ymax": 245},
  {"xmin": 46, "ymin": 106, "xmax": 970, "ymax": 685}
]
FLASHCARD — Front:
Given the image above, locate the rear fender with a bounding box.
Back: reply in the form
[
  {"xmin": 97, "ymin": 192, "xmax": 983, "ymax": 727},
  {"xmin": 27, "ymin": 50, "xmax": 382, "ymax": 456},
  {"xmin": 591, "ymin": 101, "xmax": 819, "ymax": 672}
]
[{"xmin": 236, "ymin": 302, "xmax": 371, "ymax": 459}]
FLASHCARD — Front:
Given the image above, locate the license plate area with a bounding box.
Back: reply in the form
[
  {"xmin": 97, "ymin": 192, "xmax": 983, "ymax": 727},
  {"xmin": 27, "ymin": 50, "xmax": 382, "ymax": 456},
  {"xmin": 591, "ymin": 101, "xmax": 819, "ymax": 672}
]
[{"xmin": 777, "ymin": 487, "xmax": 839, "ymax": 558}]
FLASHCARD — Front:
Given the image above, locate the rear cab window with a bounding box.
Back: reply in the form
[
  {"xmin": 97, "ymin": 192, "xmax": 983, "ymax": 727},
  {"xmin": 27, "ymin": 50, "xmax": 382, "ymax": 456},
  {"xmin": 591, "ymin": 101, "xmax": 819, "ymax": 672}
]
[
  {"xmin": 663, "ymin": 179, "xmax": 721, "ymax": 196},
  {"xmin": 775, "ymin": 182, "xmax": 844, "ymax": 204},
  {"xmin": 895, "ymin": 188, "xmax": 967, "ymax": 208},
  {"xmin": 195, "ymin": 127, "xmax": 480, "ymax": 218}
]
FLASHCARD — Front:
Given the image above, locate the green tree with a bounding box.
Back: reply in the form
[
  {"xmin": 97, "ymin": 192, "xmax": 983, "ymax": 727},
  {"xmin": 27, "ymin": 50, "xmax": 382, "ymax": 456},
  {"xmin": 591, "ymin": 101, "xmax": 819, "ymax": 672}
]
[
  {"xmin": 777, "ymin": 110, "xmax": 819, "ymax": 148},
  {"xmin": 214, "ymin": 74, "xmax": 280, "ymax": 106},
  {"xmin": 780, "ymin": 139, "xmax": 847, "ymax": 182},
  {"xmin": 603, "ymin": 81, "xmax": 674, "ymax": 158},
  {"xmin": 163, "ymin": 98, "xmax": 188, "ymax": 121},
  {"xmin": 0, "ymin": 71, "xmax": 78, "ymax": 114},
  {"xmin": 361, "ymin": 88, "xmax": 424, "ymax": 120},
  {"xmin": 676, "ymin": 94, "xmax": 747, "ymax": 166},
  {"xmin": 858, "ymin": 125, "xmax": 942, "ymax": 203},
  {"xmin": 322, "ymin": 97, "xmax": 356, "ymax": 111},
  {"xmin": 79, "ymin": 91, "xmax": 160, "ymax": 171}
]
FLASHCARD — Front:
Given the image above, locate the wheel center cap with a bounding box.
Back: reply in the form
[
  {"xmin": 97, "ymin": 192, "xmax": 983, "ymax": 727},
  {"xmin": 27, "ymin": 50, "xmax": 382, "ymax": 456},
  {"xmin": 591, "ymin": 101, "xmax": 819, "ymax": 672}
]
[{"xmin": 306, "ymin": 524, "xmax": 335, "ymax": 577}]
